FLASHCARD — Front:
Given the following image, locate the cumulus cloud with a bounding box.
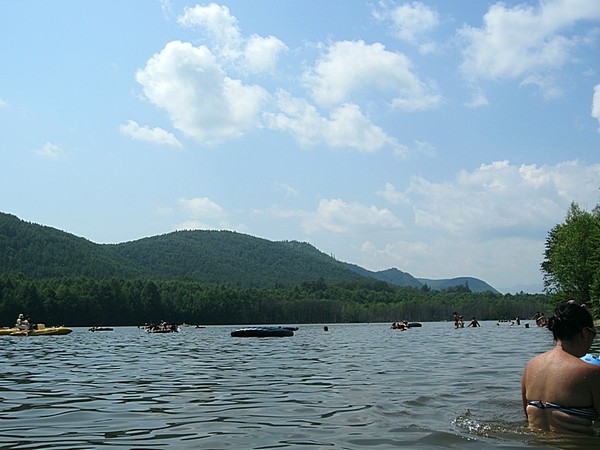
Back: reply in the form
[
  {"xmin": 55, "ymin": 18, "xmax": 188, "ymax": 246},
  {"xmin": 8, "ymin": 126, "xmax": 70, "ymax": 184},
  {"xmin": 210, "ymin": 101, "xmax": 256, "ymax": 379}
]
[
  {"xmin": 177, "ymin": 3, "xmax": 286, "ymax": 73},
  {"xmin": 119, "ymin": 120, "xmax": 182, "ymax": 147},
  {"xmin": 389, "ymin": 160, "xmax": 600, "ymax": 236},
  {"xmin": 243, "ymin": 34, "xmax": 288, "ymax": 73},
  {"xmin": 373, "ymin": 1, "xmax": 439, "ymax": 53},
  {"xmin": 175, "ymin": 196, "xmax": 248, "ymax": 233},
  {"xmin": 33, "ymin": 142, "xmax": 64, "ymax": 160},
  {"xmin": 304, "ymin": 40, "xmax": 441, "ymax": 111},
  {"xmin": 459, "ymin": 1, "xmax": 600, "ymax": 96},
  {"xmin": 593, "ymin": 83, "xmax": 600, "ymax": 132},
  {"xmin": 358, "ymin": 159, "xmax": 600, "ymax": 286},
  {"xmin": 265, "ymin": 90, "xmax": 400, "ymax": 152},
  {"xmin": 136, "ymin": 40, "xmax": 268, "ymax": 145},
  {"xmin": 178, "ymin": 196, "xmax": 224, "ymax": 218},
  {"xmin": 377, "ymin": 182, "xmax": 409, "ymax": 204},
  {"xmin": 178, "ymin": 3, "xmax": 243, "ymax": 57},
  {"xmin": 302, "ymin": 198, "xmax": 403, "ymax": 234}
]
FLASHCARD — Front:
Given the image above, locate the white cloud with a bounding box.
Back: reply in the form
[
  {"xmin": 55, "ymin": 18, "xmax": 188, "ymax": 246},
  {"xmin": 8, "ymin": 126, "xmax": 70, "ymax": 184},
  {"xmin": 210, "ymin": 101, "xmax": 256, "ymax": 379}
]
[
  {"xmin": 377, "ymin": 182, "xmax": 409, "ymax": 204},
  {"xmin": 160, "ymin": 0, "xmax": 174, "ymax": 19},
  {"xmin": 402, "ymin": 160, "xmax": 600, "ymax": 236},
  {"xmin": 302, "ymin": 198, "xmax": 403, "ymax": 234},
  {"xmin": 178, "ymin": 197, "xmax": 224, "ymax": 218},
  {"xmin": 359, "ymin": 235, "xmax": 544, "ymax": 289},
  {"xmin": 0, "ymin": 98, "xmax": 7, "ymax": 108},
  {"xmin": 593, "ymin": 83, "xmax": 600, "ymax": 132},
  {"xmin": 243, "ymin": 34, "xmax": 287, "ymax": 73},
  {"xmin": 357, "ymin": 159, "xmax": 600, "ymax": 286},
  {"xmin": 33, "ymin": 142, "xmax": 64, "ymax": 160},
  {"xmin": 136, "ymin": 40, "xmax": 268, "ymax": 145},
  {"xmin": 177, "ymin": 3, "xmax": 286, "ymax": 73},
  {"xmin": 175, "ymin": 197, "xmax": 248, "ymax": 233},
  {"xmin": 304, "ymin": 40, "xmax": 441, "ymax": 111},
  {"xmin": 374, "ymin": 1, "xmax": 439, "ymax": 53},
  {"xmin": 459, "ymin": 0, "xmax": 600, "ymax": 96},
  {"xmin": 178, "ymin": 3, "xmax": 243, "ymax": 60},
  {"xmin": 119, "ymin": 120, "xmax": 182, "ymax": 147},
  {"xmin": 465, "ymin": 86, "xmax": 489, "ymax": 108},
  {"xmin": 266, "ymin": 91, "xmax": 400, "ymax": 152}
]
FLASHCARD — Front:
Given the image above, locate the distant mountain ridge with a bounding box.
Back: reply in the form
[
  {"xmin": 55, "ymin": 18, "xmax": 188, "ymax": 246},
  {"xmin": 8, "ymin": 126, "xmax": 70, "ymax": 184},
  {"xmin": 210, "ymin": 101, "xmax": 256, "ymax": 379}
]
[
  {"xmin": 0, "ymin": 212, "xmax": 498, "ymax": 292},
  {"xmin": 343, "ymin": 264, "xmax": 498, "ymax": 293}
]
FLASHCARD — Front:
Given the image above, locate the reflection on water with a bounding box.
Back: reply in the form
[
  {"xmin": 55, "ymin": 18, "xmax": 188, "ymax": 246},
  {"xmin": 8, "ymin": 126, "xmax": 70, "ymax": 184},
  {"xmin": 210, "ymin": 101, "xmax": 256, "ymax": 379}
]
[{"xmin": 0, "ymin": 322, "xmax": 598, "ymax": 449}]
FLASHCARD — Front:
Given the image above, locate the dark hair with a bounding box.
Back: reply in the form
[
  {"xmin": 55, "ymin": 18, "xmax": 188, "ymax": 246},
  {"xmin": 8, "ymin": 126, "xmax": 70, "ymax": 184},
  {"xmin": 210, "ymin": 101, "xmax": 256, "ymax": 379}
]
[{"xmin": 547, "ymin": 301, "xmax": 593, "ymax": 340}]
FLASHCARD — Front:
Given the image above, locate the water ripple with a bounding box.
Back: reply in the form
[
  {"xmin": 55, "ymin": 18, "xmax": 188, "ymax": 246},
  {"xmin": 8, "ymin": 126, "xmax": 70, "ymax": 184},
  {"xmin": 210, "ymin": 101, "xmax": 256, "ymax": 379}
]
[{"xmin": 0, "ymin": 323, "xmax": 596, "ymax": 448}]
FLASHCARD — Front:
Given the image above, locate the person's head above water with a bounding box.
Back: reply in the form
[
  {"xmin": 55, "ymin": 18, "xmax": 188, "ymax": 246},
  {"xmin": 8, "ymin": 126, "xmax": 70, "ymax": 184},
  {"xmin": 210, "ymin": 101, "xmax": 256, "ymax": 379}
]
[{"xmin": 547, "ymin": 301, "xmax": 595, "ymax": 341}]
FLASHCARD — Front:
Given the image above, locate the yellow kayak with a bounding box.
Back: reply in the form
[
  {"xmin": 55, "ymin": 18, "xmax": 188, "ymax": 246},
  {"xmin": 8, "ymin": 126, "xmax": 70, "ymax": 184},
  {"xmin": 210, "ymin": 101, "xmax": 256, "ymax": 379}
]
[{"xmin": 0, "ymin": 325, "xmax": 72, "ymax": 336}]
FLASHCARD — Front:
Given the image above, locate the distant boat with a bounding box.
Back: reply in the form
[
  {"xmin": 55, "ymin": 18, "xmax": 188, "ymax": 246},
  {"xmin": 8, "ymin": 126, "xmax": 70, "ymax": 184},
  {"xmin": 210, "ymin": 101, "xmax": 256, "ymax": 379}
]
[
  {"xmin": 89, "ymin": 327, "xmax": 113, "ymax": 332},
  {"xmin": 145, "ymin": 325, "xmax": 180, "ymax": 333},
  {"xmin": 231, "ymin": 326, "xmax": 296, "ymax": 337}
]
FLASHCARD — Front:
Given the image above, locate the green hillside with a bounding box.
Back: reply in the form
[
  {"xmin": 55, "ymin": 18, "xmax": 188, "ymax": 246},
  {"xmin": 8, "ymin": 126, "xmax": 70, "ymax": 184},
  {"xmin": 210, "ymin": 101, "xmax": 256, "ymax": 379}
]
[
  {"xmin": 344, "ymin": 263, "xmax": 498, "ymax": 293},
  {"xmin": 0, "ymin": 212, "xmax": 499, "ymax": 292},
  {"xmin": 345, "ymin": 264, "xmax": 423, "ymax": 289},
  {"xmin": 0, "ymin": 213, "xmax": 142, "ymax": 278},
  {"xmin": 109, "ymin": 230, "xmax": 363, "ymax": 286},
  {"xmin": 0, "ymin": 213, "xmax": 363, "ymax": 286},
  {"xmin": 418, "ymin": 277, "xmax": 499, "ymax": 294}
]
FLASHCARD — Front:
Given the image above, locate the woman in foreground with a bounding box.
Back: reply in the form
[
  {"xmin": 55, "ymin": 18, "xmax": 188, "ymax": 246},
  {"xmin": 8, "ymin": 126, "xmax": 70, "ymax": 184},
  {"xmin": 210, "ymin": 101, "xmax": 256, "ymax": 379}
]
[{"xmin": 521, "ymin": 301, "xmax": 600, "ymax": 435}]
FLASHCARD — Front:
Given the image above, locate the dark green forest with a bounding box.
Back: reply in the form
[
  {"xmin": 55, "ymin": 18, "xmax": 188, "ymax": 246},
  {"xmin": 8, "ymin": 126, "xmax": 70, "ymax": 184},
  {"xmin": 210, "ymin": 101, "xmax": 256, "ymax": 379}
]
[
  {"xmin": 0, "ymin": 211, "xmax": 565, "ymax": 327},
  {"xmin": 0, "ymin": 273, "xmax": 548, "ymax": 327}
]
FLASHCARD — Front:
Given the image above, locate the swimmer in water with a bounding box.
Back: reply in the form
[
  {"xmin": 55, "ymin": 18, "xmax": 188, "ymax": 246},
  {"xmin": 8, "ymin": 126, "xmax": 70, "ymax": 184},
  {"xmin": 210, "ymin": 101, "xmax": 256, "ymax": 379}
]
[{"xmin": 521, "ymin": 301, "xmax": 600, "ymax": 435}]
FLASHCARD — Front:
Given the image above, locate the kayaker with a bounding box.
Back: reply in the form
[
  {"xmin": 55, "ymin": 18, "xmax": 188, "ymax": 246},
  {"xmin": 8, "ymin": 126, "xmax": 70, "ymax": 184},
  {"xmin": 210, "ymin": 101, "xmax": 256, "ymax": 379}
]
[{"xmin": 15, "ymin": 314, "xmax": 31, "ymax": 330}]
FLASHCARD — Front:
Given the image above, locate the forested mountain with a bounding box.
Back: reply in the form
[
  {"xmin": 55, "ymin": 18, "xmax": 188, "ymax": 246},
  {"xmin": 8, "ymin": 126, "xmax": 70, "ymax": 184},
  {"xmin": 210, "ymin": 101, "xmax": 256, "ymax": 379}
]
[
  {"xmin": 0, "ymin": 213, "xmax": 143, "ymax": 278},
  {"xmin": 0, "ymin": 212, "xmax": 546, "ymax": 326},
  {"xmin": 109, "ymin": 230, "xmax": 363, "ymax": 287},
  {"xmin": 417, "ymin": 277, "xmax": 499, "ymax": 294},
  {"xmin": 345, "ymin": 264, "xmax": 422, "ymax": 288},
  {"xmin": 0, "ymin": 212, "xmax": 498, "ymax": 292},
  {"xmin": 344, "ymin": 264, "xmax": 497, "ymax": 293},
  {"xmin": 0, "ymin": 213, "xmax": 364, "ymax": 286}
]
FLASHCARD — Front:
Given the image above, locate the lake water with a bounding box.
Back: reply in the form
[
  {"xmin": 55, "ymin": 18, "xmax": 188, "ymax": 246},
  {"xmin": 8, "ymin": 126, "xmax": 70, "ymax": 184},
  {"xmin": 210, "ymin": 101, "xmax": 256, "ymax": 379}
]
[{"xmin": 0, "ymin": 321, "xmax": 598, "ymax": 449}]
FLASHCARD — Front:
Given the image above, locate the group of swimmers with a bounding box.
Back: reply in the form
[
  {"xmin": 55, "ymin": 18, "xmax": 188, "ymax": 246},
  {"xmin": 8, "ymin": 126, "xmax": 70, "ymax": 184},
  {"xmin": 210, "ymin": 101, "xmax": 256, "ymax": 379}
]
[
  {"xmin": 390, "ymin": 321, "xmax": 410, "ymax": 330},
  {"xmin": 13, "ymin": 304, "xmax": 600, "ymax": 436},
  {"xmin": 143, "ymin": 321, "xmax": 180, "ymax": 333},
  {"xmin": 452, "ymin": 305, "xmax": 599, "ymax": 435},
  {"xmin": 452, "ymin": 312, "xmax": 480, "ymax": 328}
]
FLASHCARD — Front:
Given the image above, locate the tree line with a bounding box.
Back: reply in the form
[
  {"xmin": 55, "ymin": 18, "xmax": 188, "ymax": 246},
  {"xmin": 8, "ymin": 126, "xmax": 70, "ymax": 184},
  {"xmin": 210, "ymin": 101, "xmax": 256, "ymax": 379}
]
[
  {"xmin": 3, "ymin": 200, "xmax": 597, "ymax": 328},
  {"xmin": 541, "ymin": 201, "xmax": 600, "ymax": 317},
  {"xmin": 0, "ymin": 274, "xmax": 548, "ymax": 327}
]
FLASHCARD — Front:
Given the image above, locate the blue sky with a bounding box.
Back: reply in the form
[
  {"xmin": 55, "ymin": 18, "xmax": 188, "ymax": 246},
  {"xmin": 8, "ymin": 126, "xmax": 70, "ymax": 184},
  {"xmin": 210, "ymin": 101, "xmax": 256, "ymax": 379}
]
[{"xmin": 1, "ymin": 0, "xmax": 600, "ymax": 293}]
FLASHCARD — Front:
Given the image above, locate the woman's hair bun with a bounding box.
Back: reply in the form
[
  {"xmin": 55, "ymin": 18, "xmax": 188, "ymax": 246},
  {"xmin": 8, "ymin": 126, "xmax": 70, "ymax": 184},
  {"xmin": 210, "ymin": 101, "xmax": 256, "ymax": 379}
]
[{"xmin": 547, "ymin": 301, "xmax": 593, "ymax": 340}]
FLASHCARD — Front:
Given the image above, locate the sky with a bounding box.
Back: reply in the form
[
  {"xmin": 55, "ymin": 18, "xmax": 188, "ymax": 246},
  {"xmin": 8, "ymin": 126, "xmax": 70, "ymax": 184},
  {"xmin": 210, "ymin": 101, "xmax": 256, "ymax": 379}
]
[{"xmin": 1, "ymin": 0, "xmax": 600, "ymax": 293}]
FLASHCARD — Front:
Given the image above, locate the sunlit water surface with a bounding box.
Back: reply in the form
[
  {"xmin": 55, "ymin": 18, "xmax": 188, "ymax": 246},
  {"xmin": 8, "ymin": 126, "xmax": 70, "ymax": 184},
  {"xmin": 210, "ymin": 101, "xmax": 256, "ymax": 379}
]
[{"xmin": 1, "ymin": 322, "xmax": 599, "ymax": 449}]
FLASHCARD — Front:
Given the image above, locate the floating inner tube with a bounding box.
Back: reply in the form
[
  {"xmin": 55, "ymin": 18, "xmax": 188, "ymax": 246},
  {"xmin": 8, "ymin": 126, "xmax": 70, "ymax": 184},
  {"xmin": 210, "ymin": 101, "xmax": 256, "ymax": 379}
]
[
  {"xmin": 408, "ymin": 322, "xmax": 422, "ymax": 328},
  {"xmin": 581, "ymin": 353, "xmax": 600, "ymax": 366},
  {"xmin": 231, "ymin": 326, "xmax": 295, "ymax": 337}
]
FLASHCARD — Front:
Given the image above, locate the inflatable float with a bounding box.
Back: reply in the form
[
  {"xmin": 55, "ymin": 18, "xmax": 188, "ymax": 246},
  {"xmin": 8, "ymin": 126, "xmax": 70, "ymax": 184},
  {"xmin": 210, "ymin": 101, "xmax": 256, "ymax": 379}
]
[
  {"xmin": 0, "ymin": 325, "xmax": 72, "ymax": 336},
  {"xmin": 231, "ymin": 326, "xmax": 296, "ymax": 337},
  {"xmin": 581, "ymin": 353, "xmax": 600, "ymax": 366}
]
